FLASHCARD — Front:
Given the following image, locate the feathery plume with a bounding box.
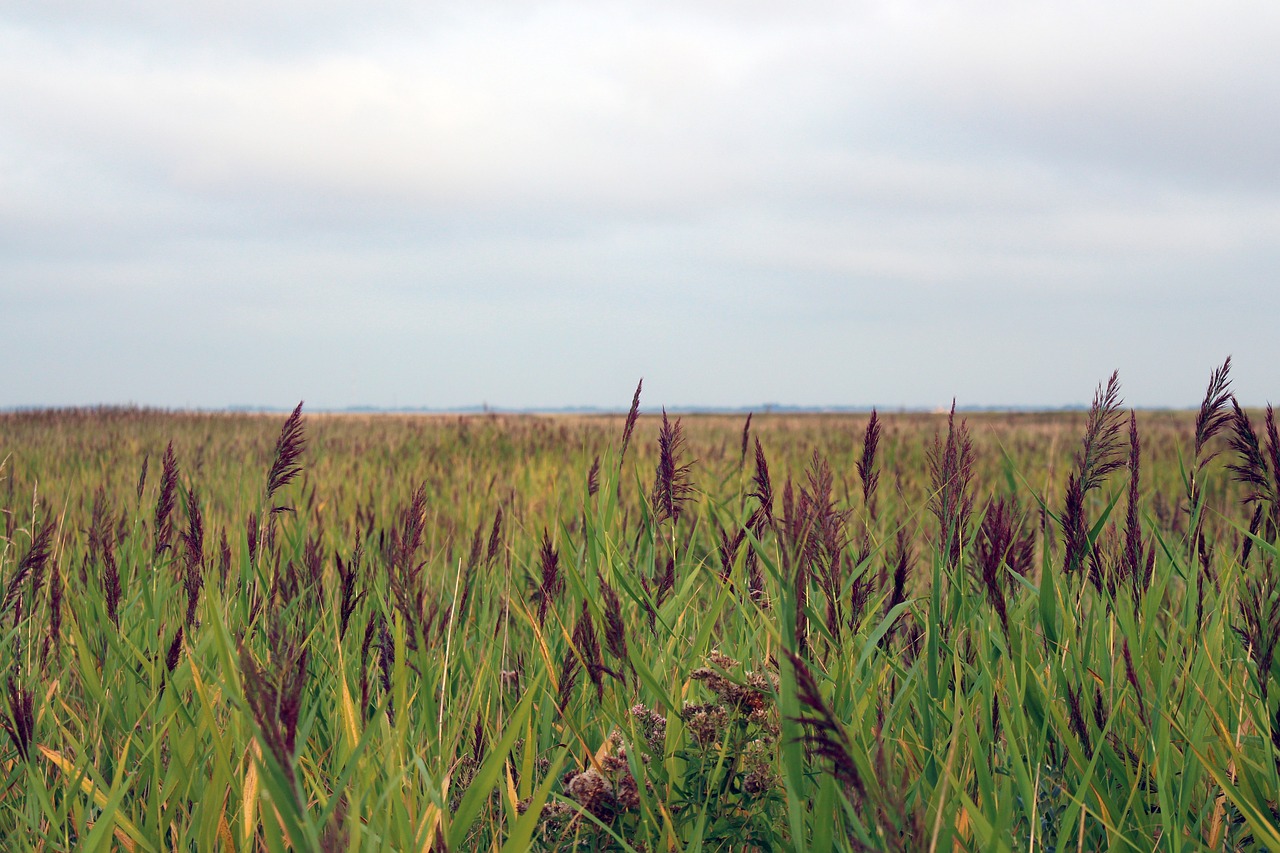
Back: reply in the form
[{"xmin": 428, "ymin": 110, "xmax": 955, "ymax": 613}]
[
  {"xmin": 975, "ymin": 498, "xmax": 1022, "ymax": 639},
  {"xmin": 1122, "ymin": 412, "xmax": 1147, "ymax": 598},
  {"xmin": 1228, "ymin": 399, "xmax": 1271, "ymax": 501},
  {"xmin": 1227, "ymin": 400, "xmax": 1279, "ymax": 558},
  {"xmin": 2, "ymin": 676, "xmax": 34, "ymax": 761},
  {"xmin": 857, "ymin": 409, "xmax": 882, "ymax": 519},
  {"xmin": 619, "ymin": 379, "xmax": 642, "ymax": 467},
  {"xmin": 716, "ymin": 523, "xmax": 746, "ymax": 580},
  {"xmin": 1186, "ymin": 359, "xmax": 1234, "ymax": 571},
  {"xmin": 3, "ymin": 519, "xmax": 54, "ymax": 619},
  {"xmin": 1078, "ymin": 372, "xmax": 1127, "ymax": 493},
  {"xmin": 571, "ymin": 600, "xmax": 612, "ymax": 701},
  {"xmin": 1065, "ymin": 682, "xmax": 1092, "ymax": 752},
  {"xmin": 884, "ymin": 528, "xmax": 913, "ymax": 631},
  {"xmin": 486, "ymin": 507, "xmax": 504, "ymax": 565},
  {"xmin": 337, "ymin": 543, "xmax": 364, "ymax": 640},
  {"xmin": 650, "ymin": 410, "xmax": 694, "ymax": 526},
  {"xmin": 586, "ymin": 455, "xmax": 601, "ymax": 498},
  {"xmin": 599, "ymin": 577, "xmax": 629, "ymax": 671},
  {"xmin": 153, "ymin": 441, "xmax": 179, "ymax": 558},
  {"xmin": 556, "ymin": 646, "xmax": 580, "ymax": 712},
  {"xmin": 1194, "ymin": 356, "xmax": 1233, "ymax": 464},
  {"xmin": 246, "ymin": 511, "xmax": 259, "ymax": 565},
  {"xmin": 136, "ymin": 453, "xmax": 149, "ymax": 505},
  {"xmin": 183, "ymin": 486, "xmax": 204, "ymax": 627},
  {"xmin": 165, "ymin": 626, "xmax": 184, "ymax": 674},
  {"xmin": 102, "ymin": 536, "xmax": 122, "ymax": 628},
  {"xmin": 266, "ymin": 401, "xmax": 306, "ymax": 504},
  {"xmin": 927, "ymin": 402, "xmax": 974, "ymax": 569},
  {"xmin": 1062, "ymin": 372, "xmax": 1125, "ymax": 581},
  {"xmin": 748, "ymin": 437, "xmax": 774, "ymax": 532},
  {"xmin": 536, "ymin": 530, "xmax": 561, "ymax": 626}
]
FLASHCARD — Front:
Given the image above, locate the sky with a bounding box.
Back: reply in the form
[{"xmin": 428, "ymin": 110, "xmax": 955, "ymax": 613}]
[{"xmin": 2, "ymin": 1, "xmax": 1278, "ymax": 411}]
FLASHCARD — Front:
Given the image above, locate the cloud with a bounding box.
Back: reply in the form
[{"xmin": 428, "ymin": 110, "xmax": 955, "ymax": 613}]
[{"xmin": 2, "ymin": 2, "xmax": 1278, "ymax": 407}]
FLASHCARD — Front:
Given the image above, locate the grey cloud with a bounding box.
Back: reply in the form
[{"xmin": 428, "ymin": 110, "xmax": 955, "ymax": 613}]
[{"xmin": 2, "ymin": 2, "xmax": 1278, "ymax": 409}]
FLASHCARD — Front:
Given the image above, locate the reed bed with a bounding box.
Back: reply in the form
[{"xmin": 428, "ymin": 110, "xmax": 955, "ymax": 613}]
[{"xmin": 0, "ymin": 362, "xmax": 1277, "ymax": 851}]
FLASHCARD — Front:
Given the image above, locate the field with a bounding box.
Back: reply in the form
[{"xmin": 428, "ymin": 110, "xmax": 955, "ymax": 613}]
[{"xmin": 1, "ymin": 365, "xmax": 1279, "ymax": 851}]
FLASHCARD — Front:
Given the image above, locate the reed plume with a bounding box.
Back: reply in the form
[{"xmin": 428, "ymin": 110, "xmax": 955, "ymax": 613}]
[
  {"xmin": 266, "ymin": 401, "xmax": 306, "ymax": 504},
  {"xmin": 927, "ymin": 402, "xmax": 974, "ymax": 570},
  {"xmin": 556, "ymin": 646, "xmax": 580, "ymax": 712},
  {"xmin": 102, "ymin": 534, "xmax": 121, "ymax": 628},
  {"xmin": 881, "ymin": 528, "xmax": 913, "ymax": 650},
  {"xmin": 165, "ymin": 626, "xmax": 184, "ymax": 674},
  {"xmin": 1227, "ymin": 401, "xmax": 1279, "ymax": 564},
  {"xmin": 599, "ymin": 576, "xmax": 629, "ymax": 673},
  {"xmin": 1121, "ymin": 411, "xmax": 1152, "ymax": 600},
  {"xmin": 1065, "ymin": 681, "xmax": 1092, "ymax": 752},
  {"xmin": 858, "ymin": 409, "xmax": 882, "ymax": 520},
  {"xmin": 795, "ymin": 451, "xmax": 849, "ymax": 640},
  {"xmin": 1062, "ymin": 372, "xmax": 1125, "ymax": 583},
  {"xmin": 536, "ymin": 530, "xmax": 561, "ymax": 626},
  {"xmin": 2, "ymin": 676, "xmax": 34, "ymax": 761},
  {"xmin": 571, "ymin": 600, "xmax": 612, "ymax": 701},
  {"xmin": 153, "ymin": 441, "xmax": 179, "ymax": 558},
  {"xmin": 3, "ymin": 518, "xmax": 53, "ymax": 620},
  {"xmin": 246, "ymin": 511, "xmax": 259, "ymax": 565},
  {"xmin": 337, "ymin": 543, "xmax": 364, "ymax": 641},
  {"xmin": 748, "ymin": 437, "xmax": 774, "ymax": 533},
  {"xmin": 619, "ymin": 379, "xmax": 642, "ymax": 467},
  {"xmin": 182, "ymin": 486, "xmax": 204, "ymax": 627},
  {"xmin": 650, "ymin": 409, "xmax": 694, "ymax": 526},
  {"xmin": 1194, "ymin": 357, "xmax": 1234, "ymax": 464},
  {"xmin": 744, "ymin": 438, "xmax": 774, "ymax": 601},
  {"xmin": 1184, "ymin": 358, "xmax": 1234, "ymax": 570},
  {"xmin": 716, "ymin": 523, "xmax": 745, "ymax": 581},
  {"xmin": 586, "ymin": 455, "xmax": 601, "ymax": 498},
  {"xmin": 485, "ymin": 507, "xmax": 504, "ymax": 565},
  {"xmin": 975, "ymin": 498, "xmax": 1025, "ymax": 639},
  {"xmin": 136, "ymin": 453, "xmax": 149, "ymax": 505}
]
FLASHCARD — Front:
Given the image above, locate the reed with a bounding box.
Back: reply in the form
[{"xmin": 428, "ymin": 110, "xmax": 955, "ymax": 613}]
[{"xmin": 0, "ymin": 363, "xmax": 1273, "ymax": 849}]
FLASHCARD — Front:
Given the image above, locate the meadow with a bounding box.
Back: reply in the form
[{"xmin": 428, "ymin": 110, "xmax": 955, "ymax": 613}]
[{"xmin": 1, "ymin": 362, "xmax": 1278, "ymax": 851}]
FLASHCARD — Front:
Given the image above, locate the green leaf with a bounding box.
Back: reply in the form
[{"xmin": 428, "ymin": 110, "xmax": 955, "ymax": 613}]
[{"xmin": 447, "ymin": 679, "xmax": 539, "ymax": 849}]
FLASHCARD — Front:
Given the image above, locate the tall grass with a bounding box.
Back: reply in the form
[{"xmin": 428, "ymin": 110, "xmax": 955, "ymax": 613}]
[{"xmin": 0, "ymin": 366, "xmax": 1276, "ymax": 850}]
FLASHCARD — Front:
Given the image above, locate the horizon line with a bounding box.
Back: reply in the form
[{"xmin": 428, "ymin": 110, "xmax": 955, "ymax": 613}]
[{"xmin": 0, "ymin": 402, "xmax": 1212, "ymax": 416}]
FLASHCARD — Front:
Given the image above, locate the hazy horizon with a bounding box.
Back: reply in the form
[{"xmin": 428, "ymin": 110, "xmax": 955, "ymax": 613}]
[{"xmin": 4, "ymin": 2, "xmax": 1278, "ymax": 411}]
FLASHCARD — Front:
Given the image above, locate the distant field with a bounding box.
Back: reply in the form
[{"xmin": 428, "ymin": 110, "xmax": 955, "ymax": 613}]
[{"xmin": 1, "ymin": 368, "xmax": 1278, "ymax": 850}]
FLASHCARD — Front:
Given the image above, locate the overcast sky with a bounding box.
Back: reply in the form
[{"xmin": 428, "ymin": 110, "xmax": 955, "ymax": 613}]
[{"xmin": 3, "ymin": 1, "xmax": 1278, "ymax": 410}]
